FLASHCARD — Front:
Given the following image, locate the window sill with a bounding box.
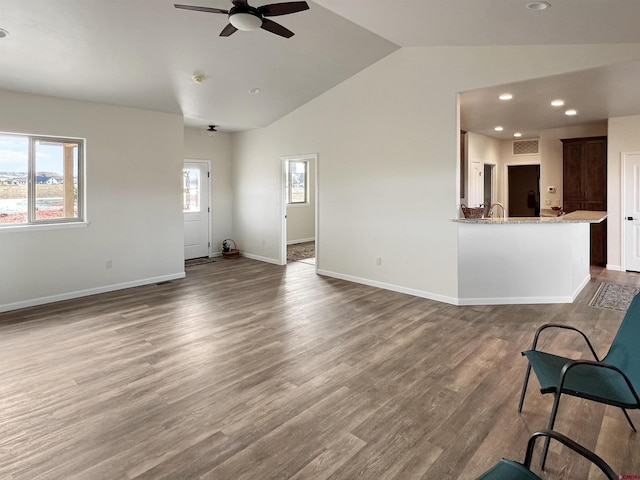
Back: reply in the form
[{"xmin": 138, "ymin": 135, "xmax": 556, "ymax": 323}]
[{"xmin": 0, "ymin": 221, "xmax": 90, "ymax": 233}]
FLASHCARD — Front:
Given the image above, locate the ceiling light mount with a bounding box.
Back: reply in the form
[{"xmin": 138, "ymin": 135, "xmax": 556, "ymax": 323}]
[
  {"xmin": 499, "ymin": 93, "xmax": 513, "ymax": 101},
  {"xmin": 248, "ymin": 88, "xmax": 261, "ymax": 95},
  {"xmin": 526, "ymin": 2, "xmax": 551, "ymax": 10},
  {"xmin": 192, "ymin": 73, "xmax": 206, "ymax": 84}
]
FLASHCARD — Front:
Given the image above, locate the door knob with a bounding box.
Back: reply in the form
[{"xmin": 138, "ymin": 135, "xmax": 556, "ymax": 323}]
[{"xmin": 627, "ymin": 217, "xmax": 635, "ymax": 221}]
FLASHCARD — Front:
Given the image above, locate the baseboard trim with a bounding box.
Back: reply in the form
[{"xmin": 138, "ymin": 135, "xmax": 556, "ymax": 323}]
[
  {"xmin": 0, "ymin": 272, "xmax": 186, "ymax": 313},
  {"xmin": 240, "ymin": 252, "xmax": 282, "ymax": 265},
  {"xmin": 316, "ymin": 269, "xmax": 459, "ymax": 305},
  {"xmin": 287, "ymin": 237, "xmax": 315, "ymax": 245},
  {"xmin": 606, "ymin": 263, "xmax": 622, "ymax": 271}
]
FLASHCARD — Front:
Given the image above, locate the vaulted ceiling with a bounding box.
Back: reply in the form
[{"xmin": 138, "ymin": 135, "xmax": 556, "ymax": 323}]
[{"xmin": 1, "ymin": 0, "xmax": 640, "ymax": 135}]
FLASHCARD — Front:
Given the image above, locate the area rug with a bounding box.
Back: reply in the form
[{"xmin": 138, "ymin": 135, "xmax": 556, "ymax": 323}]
[
  {"xmin": 185, "ymin": 257, "xmax": 216, "ymax": 267},
  {"xmin": 589, "ymin": 282, "xmax": 640, "ymax": 311},
  {"xmin": 287, "ymin": 241, "xmax": 315, "ymax": 263}
]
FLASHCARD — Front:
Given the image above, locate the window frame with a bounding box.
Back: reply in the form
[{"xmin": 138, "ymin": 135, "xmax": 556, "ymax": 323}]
[
  {"xmin": 0, "ymin": 132, "xmax": 86, "ymax": 229},
  {"xmin": 286, "ymin": 159, "xmax": 308, "ymax": 205}
]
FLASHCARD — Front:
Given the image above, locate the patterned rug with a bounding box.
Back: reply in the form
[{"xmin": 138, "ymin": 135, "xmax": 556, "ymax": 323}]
[
  {"xmin": 185, "ymin": 257, "xmax": 216, "ymax": 267},
  {"xmin": 288, "ymin": 241, "xmax": 315, "ymax": 264},
  {"xmin": 589, "ymin": 282, "xmax": 640, "ymax": 311}
]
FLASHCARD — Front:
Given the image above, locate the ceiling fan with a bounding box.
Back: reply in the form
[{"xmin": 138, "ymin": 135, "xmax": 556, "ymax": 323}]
[{"xmin": 174, "ymin": 0, "xmax": 309, "ymax": 38}]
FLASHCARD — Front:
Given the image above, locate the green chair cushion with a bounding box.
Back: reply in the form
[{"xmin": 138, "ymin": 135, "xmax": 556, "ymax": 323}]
[{"xmin": 475, "ymin": 459, "xmax": 541, "ymax": 480}]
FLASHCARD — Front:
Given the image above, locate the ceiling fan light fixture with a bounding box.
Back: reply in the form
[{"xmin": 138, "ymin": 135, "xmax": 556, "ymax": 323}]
[{"xmin": 229, "ymin": 12, "xmax": 262, "ymax": 31}]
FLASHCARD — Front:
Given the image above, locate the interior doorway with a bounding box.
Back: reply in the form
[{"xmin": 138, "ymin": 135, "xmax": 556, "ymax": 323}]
[
  {"xmin": 483, "ymin": 163, "xmax": 495, "ymax": 207},
  {"xmin": 280, "ymin": 154, "xmax": 318, "ymax": 268},
  {"xmin": 508, "ymin": 164, "xmax": 540, "ymax": 217},
  {"xmin": 183, "ymin": 160, "xmax": 211, "ymax": 260}
]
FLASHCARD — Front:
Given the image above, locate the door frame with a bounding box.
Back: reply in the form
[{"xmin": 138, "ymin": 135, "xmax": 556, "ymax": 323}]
[
  {"xmin": 183, "ymin": 159, "xmax": 212, "ymax": 259},
  {"xmin": 280, "ymin": 153, "xmax": 319, "ymax": 268},
  {"xmin": 621, "ymin": 152, "xmax": 640, "ymax": 271}
]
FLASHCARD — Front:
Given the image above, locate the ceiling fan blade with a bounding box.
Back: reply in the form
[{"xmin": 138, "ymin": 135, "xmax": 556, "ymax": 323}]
[
  {"xmin": 259, "ymin": 1, "xmax": 309, "ymax": 17},
  {"xmin": 220, "ymin": 23, "xmax": 238, "ymax": 36},
  {"xmin": 260, "ymin": 18, "xmax": 294, "ymax": 38},
  {"xmin": 174, "ymin": 4, "xmax": 228, "ymax": 14}
]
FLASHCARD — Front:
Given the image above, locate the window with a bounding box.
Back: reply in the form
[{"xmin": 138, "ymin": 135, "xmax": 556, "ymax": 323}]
[
  {"xmin": 0, "ymin": 133, "xmax": 84, "ymax": 226},
  {"xmin": 183, "ymin": 167, "xmax": 201, "ymax": 212},
  {"xmin": 286, "ymin": 160, "xmax": 308, "ymax": 204}
]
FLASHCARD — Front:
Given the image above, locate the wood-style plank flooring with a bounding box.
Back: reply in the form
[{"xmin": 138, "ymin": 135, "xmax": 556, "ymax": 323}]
[{"xmin": 1, "ymin": 259, "xmax": 639, "ymax": 479}]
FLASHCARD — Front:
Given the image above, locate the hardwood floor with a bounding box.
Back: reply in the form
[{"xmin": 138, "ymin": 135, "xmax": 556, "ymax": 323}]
[{"xmin": 1, "ymin": 259, "xmax": 639, "ymax": 479}]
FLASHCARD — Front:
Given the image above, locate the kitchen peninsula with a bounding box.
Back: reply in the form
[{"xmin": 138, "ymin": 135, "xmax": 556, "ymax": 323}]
[{"xmin": 455, "ymin": 211, "xmax": 607, "ymax": 305}]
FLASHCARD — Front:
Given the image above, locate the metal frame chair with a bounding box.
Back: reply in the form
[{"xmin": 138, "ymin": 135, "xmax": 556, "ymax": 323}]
[
  {"xmin": 475, "ymin": 430, "xmax": 617, "ymax": 479},
  {"xmin": 518, "ymin": 293, "xmax": 640, "ymax": 469}
]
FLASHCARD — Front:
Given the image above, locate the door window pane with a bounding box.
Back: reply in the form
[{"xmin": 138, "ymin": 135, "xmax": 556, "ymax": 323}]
[{"xmin": 183, "ymin": 168, "xmax": 200, "ymax": 212}]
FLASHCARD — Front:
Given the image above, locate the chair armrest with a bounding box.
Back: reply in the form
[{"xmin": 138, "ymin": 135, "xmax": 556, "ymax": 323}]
[
  {"xmin": 559, "ymin": 359, "xmax": 640, "ymax": 406},
  {"xmin": 529, "ymin": 323, "xmax": 599, "ymax": 361},
  {"xmin": 524, "ymin": 430, "xmax": 617, "ymax": 479}
]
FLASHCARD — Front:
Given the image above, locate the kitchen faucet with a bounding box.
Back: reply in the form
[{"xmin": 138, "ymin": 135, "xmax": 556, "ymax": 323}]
[{"xmin": 489, "ymin": 202, "xmax": 505, "ymax": 219}]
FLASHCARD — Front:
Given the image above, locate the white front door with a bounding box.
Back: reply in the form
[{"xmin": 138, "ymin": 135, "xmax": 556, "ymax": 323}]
[
  {"xmin": 183, "ymin": 161, "xmax": 210, "ymax": 260},
  {"xmin": 623, "ymin": 153, "xmax": 640, "ymax": 271}
]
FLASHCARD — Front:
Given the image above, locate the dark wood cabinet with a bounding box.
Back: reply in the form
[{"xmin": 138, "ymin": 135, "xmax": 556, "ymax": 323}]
[{"xmin": 562, "ymin": 136, "xmax": 607, "ymax": 266}]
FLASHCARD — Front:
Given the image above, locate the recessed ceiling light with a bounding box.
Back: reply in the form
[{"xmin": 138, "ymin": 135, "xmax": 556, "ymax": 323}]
[
  {"xmin": 565, "ymin": 109, "xmax": 577, "ymax": 116},
  {"xmin": 499, "ymin": 93, "xmax": 513, "ymax": 101},
  {"xmin": 526, "ymin": 2, "xmax": 551, "ymax": 10},
  {"xmin": 0, "ymin": 28, "xmax": 9, "ymax": 38},
  {"xmin": 248, "ymin": 88, "xmax": 261, "ymax": 95},
  {"xmin": 551, "ymin": 99, "xmax": 565, "ymax": 107},
  {"xmin": 494, "ymin": 126, "xmax": 504, "ymax": 132},
  {"xmin": 514, "ymin": 132, "xmax": 523, "ymax": 138}
]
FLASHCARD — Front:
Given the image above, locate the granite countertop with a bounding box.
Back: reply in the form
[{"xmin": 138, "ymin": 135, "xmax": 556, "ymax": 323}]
[{"xmin": 454, "ymin": 210, "xmax": 607, "ymax": 224}]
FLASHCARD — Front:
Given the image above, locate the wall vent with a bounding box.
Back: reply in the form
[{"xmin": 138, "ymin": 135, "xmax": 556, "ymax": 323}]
[{"xmin": 513, "ymin": 139, "xmax": 539, "ymax": 155}]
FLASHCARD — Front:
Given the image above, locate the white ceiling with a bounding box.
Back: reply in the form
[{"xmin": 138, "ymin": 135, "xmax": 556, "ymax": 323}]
[{"xmin": 1, "ymin": 0, "xmax": 640, "ymax": 135}]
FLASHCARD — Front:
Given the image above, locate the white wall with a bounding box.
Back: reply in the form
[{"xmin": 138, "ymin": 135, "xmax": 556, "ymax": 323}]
[
  {"xmin": 608, "ymin": 115, "xmax": 640, "ymax": 270},
  {"xmin": 232, "ymin": 44, "xmax": 640, "ymax": 303},
  {"xmin": 0, "ymin": 89, "xmax": 184, "ymax": 312},
  {"xmin": 286, "ymin": 157, "xmax": 316, "ymax": 244},
  {"xmin": 183, "ymin": 127, "xmax": 233, "ymax": 253}
]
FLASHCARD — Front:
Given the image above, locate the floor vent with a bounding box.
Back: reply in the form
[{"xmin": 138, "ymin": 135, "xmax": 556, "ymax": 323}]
[{"xmin": 513, "ymin": 139, "xmax": 539, "ymax": 155}]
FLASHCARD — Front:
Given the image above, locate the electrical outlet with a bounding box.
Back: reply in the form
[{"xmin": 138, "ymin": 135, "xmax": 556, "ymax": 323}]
[
  {"xmin": 105, "ymin": 260, "xmax": 113, "ymax": 269},
  {"xmin": 376, "ymin": 257, "xmax": 382, "ymax": 266}
]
